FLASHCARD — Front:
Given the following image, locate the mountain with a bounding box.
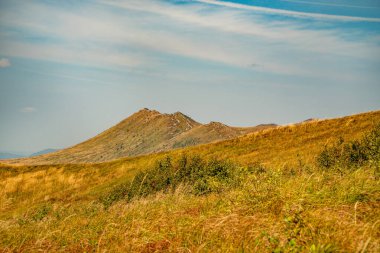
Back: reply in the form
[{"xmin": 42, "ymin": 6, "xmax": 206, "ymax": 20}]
[
  {"xmin": 156, "ymin": 121, "xmax": 274, "ymax": 151},
  {"xmin": 1, "ymin": 111, "xmax": 379, "ymax": 252},
  {"xmin": 0, "ymin": 152, "xmax": 23, "ymax": 159},
  {"xmin": 2, "ymin": 108, "xmax": 275, "ymax": 165},
  {"xmin": 30, "ymin": 148, "xmax": 60, "ymax": 157}
]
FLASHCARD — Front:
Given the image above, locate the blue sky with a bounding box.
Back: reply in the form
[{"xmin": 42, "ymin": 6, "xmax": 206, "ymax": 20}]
[{"xmin": 0, "ymin": 0, "xmax": 380, "ymax": 154}]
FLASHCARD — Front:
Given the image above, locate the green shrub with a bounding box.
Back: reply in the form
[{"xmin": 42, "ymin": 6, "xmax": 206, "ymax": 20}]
[
  {"xmin": 100, "ymin": 155, "xmax": 245, "ymax": 208},
  {"xmin": 317, "ymin": 124, "xmax": 380, "ymax": 170}
]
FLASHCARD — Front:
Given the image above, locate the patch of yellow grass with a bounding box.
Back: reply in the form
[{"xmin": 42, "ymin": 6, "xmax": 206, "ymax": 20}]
[
  {"xmin": 1, "ymin": 166, "xmax": 379, "ymax": 252},
  {"xmin": 0, "ymin": 110, "xmax": 379, "ymax": 252}
]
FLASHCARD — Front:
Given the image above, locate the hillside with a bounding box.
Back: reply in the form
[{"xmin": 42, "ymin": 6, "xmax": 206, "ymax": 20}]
[
  {"xmin": 1, "ymin": 109, "xmax": 274, "ymax": 165},
  {"xmin": 0, "ymin": 153, "xmax": 23, "ymax": 159},
  {"xmin": 156, "ymin": 121, "xmax": 273, "ymax": 151},
  {"xmin": 0, "ymin": 110, "xmax": 379, "ymax": 252}
]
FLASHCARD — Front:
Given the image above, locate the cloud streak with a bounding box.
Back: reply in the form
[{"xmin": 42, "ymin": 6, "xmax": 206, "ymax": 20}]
[
  {"xmin": 280, "ymin": 0, "xmax": 380, "ymax": 9},
  {"xmin": 195, "ymin": 0, "xmax": 380, "ymax": 22},
  {"xmin": 0, "ymin": 0, "xmax": 379, "ymax": 81}
]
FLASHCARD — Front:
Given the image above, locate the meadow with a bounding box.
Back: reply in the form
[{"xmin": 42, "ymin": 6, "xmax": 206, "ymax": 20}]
[{"xmin": 0, "ymin": 110, "xmax": 379, "ymax": 252}]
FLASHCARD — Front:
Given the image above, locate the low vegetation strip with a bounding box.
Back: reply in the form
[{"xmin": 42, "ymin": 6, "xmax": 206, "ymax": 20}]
[
  {"xmin": 102, "ymin": 124, "xmax": 380, "ymax": 209},
  {"xmin": 317, "ymin": 124, "xmax": 380, "ymax": 170},
  {"xmin": 100, "ymin": 155, "xmax": 247, "ymax": 208}
]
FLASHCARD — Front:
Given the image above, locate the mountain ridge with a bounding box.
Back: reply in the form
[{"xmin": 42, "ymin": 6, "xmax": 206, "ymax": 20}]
[
  {"xmin": 1, "ymin": 108, "xmax": 275, "ymax": 165},
  {"xmin": 0, "ymin": 152, "xmax": 23, "ymax": 159},
  {"xmin": 30, "ymin": 148, "xmax": 60, "ymax": 157}
]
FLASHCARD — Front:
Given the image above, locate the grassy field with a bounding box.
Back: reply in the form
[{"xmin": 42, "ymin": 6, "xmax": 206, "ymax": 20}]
[{"xmin": 0, "ymin": 110, "xmax": 379, "ymax": 252}]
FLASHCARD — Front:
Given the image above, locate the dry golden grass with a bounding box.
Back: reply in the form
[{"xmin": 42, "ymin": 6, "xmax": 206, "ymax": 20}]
[
  {"xmin": 0, "ymin": 110, "xmax": 379, "ymax": 252},
  {"xmin": 0, "ymin": 166, "xmax": 379, "ymax": 252}
]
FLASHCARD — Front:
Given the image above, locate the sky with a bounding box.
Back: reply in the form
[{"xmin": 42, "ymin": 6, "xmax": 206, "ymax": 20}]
[{"xmin": 0, "ymin": 0, "xmax": 380, "ymax": 154}]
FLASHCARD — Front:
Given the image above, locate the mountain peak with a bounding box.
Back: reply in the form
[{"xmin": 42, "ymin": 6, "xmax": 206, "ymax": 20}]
[
  {"xmin": 133, "ymin": 109, "xmax": 198, "ymax": 124},
  {"xmin": 206, "ymin": 121, "xmax": 228, "ymax": 128},
  {"xmin": 136, "ymin": 107, "xmax": 160, "ymax": 114},
  {"xmin": 173, "ymin": 111, "xmax": 184, "ymax": 116},
  {"xmin": 3, "ymin": 109, "xmax": 276, "ymax": 164},
  {"xmin": 129, "ymin": 108, "xmax": 162, "ymax": 121}
]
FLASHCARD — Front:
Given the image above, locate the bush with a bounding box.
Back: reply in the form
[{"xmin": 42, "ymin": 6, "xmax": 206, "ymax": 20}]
[
  {"xmin": 101, "ymin": 155, "xmax": 245, "ymax": 208},
  {"xmin": 317, "ymin": 124, "xmax": 380, "ymax": 170}
]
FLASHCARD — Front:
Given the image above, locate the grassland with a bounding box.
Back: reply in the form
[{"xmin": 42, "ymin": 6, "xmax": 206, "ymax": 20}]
[{"xmin": 0, "ymin": 110, "xmax": 379, "ymax": 252}]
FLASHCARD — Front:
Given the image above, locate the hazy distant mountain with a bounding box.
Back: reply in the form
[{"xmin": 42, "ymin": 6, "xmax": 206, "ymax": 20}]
[
  {"xmin": 0, "ymin": 152, "xmax": 23, "ymax": 159},
  {"xmin": 2, "ymin": 108, "xmax": 276, "ymax": 165},
  {"xmin": 30, "ymin": 149, "xmax": 60, "ymax": 157}
]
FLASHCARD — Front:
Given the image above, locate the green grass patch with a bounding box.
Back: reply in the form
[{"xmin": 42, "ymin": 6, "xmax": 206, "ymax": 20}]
[
  {"xmin": 317, "ymin": 124, "xmax": 380, "ymax": 170},
  {"xmin": 100, "ymin": 155, "xmax": 248, "ymax": 208}
]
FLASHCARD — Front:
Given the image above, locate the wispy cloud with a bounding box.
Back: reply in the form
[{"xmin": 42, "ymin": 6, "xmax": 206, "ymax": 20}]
[
  {"xmin": 0, "ymin": 58, "xmax": 10, "ymax": 68},
  {"xmin": 98, "ymin": 0, "xmax": 380, "ymax": 78},
  {"xmin": 20, "ymin": 107, "xmax": 36, "ymax": 113},
  {"xmin": 195, "ymin": 0, "xmax": 380, "ymax": 22},
  {"xmin": 280, "ymin": 0, "xmax": 380, "ymax": 9},
  {"xmin": 0, "ymin": 0, "xmax": 379, "ymax": 81}
]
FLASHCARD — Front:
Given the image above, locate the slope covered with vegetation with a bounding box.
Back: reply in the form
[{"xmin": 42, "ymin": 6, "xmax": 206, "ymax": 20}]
[
  {"xmin": 0, "ymin": 110, "xmax": 379, "ymax": 252},
  {"xmin": 1, "ymin": 109, "xmax": 274, "ymax": 165},
  {"xmin": 157, "ymin": 121, "xmax": 274, "ymax": 150}
]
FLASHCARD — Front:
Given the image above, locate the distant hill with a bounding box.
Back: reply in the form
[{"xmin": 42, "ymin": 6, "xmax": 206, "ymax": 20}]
[
  {"xmin": 0, "ymin": 152, "xmax": 23, "ymax": 159},
  {"xmin": 2, "ymin": 108, "xmax": 275, "ymax": 165},
  {"xmin": 30, "ymin": 149, "xmax": 60, "ymax": 157}
]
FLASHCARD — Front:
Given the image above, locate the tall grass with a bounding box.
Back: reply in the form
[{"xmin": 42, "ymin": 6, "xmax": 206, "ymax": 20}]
[
  {"xmin": 1, "ymin": 162, "xmax": 378, "ymax": 252},
  {"xmin": 100, "ymin": 155, "xmax": 247, "ymax": 208},
  {"xmin": 0, "ymin": 113, "xmax": 379, "ymax": 252}
]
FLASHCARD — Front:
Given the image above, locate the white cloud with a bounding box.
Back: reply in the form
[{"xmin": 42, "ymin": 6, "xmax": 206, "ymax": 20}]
[
  {"xmin": 0, "ymin": 41, "xmax": 144, "ymax": 69},
  {"xmin": 279, "ymin": 0, "xmax": 377, "ymax": 9},
  {"xmin": 0, "ymin": 58, "xmax": 10, "ymax": 68},
  {"xmin": 97, "ymin": 0, "xmax": 380, "ymax": 77},
  {"xmin": 195, "ymin": 0, "xmax": 380, "ymax": 22},
  {"xmin": 0, "ymin": 0, "xmax": 379, "ymax": 80},
  {"xmin": 20, "ymin": 107, "xmax": 36, "ymax": 113},
  {"xmin": 101, "ymin": 0, "xmax": 380, "ymax": 57}
]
